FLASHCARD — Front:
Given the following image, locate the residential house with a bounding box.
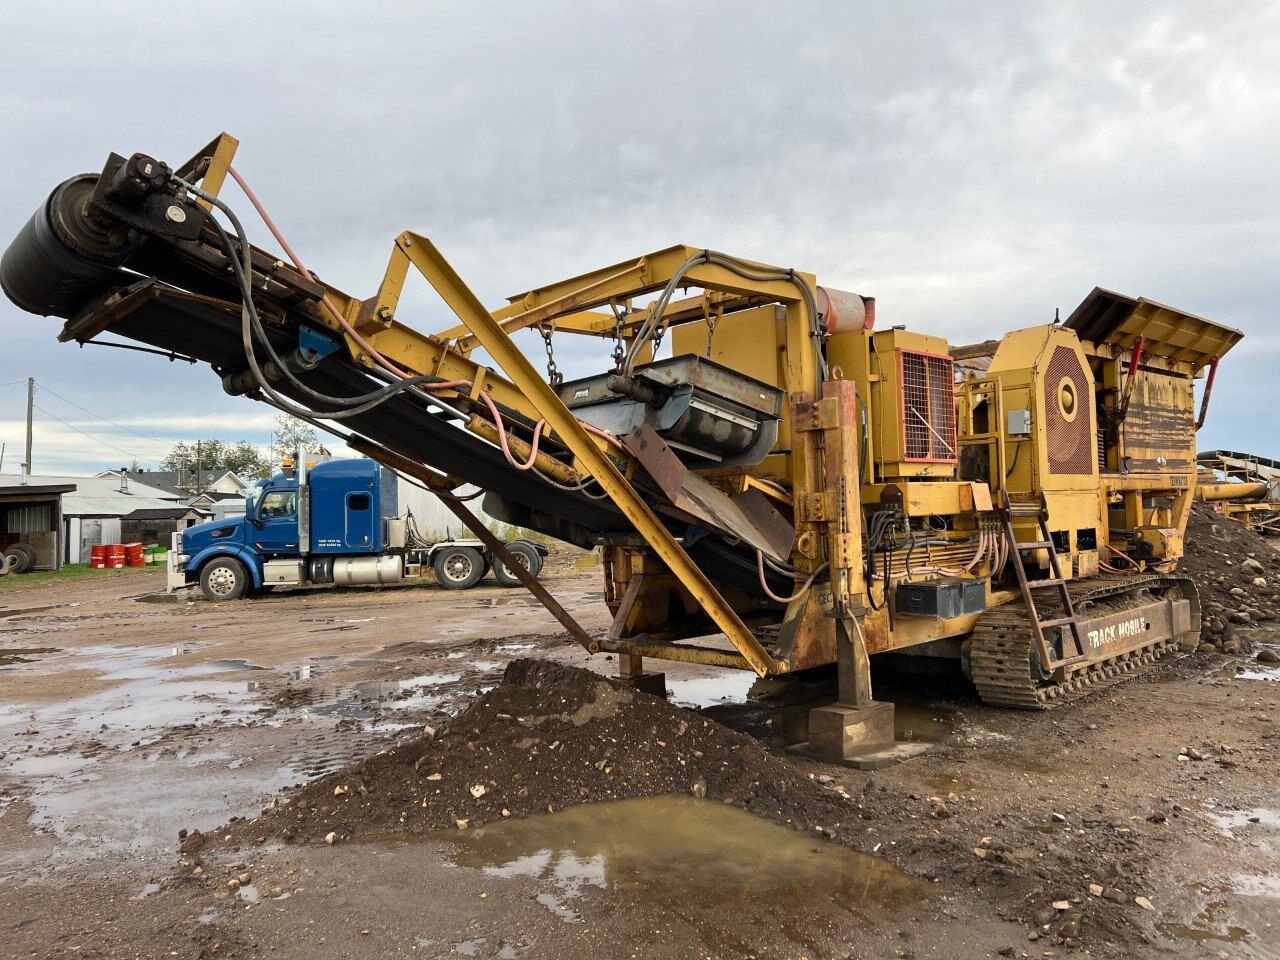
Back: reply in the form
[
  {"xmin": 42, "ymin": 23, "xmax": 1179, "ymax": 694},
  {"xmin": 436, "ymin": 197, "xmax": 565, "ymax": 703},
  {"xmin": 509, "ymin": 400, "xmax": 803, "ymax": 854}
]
[{"xmin": 95, "ymin": 468, "xmax": 252, "ymax": 502}]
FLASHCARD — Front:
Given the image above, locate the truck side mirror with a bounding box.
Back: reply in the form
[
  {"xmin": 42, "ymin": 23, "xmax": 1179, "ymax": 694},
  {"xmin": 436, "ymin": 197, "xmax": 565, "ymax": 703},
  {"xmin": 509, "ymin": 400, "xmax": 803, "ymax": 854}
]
[{"xmin": 246, "ymin": 497, "xmax": 263, "ymax": 528}]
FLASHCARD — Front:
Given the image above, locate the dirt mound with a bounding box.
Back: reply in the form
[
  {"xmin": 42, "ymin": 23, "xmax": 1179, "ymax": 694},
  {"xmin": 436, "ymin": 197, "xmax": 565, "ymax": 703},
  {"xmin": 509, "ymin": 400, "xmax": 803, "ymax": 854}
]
[
  {"xmin": 228, "ymin": 660, "xmax": 851, "ymax": 846},
  {"xmin": 1181, "ymin": 502, "xmax": 1280, "ymax": 648}
]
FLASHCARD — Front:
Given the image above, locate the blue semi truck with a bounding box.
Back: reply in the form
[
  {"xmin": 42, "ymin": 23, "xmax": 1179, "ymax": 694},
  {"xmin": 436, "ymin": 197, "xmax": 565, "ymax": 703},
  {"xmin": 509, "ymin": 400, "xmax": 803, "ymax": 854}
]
[{"xmin": 166, "ymin": 458, "xmax": 546, "ymax": 601}]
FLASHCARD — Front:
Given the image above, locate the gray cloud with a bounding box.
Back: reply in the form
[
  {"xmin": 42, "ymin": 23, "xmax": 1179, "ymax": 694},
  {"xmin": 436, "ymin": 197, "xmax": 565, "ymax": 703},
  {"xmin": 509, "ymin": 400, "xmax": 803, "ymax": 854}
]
[{"xmin": 1, "ymin": 1, "xmax": 1275, "ymax": 473}]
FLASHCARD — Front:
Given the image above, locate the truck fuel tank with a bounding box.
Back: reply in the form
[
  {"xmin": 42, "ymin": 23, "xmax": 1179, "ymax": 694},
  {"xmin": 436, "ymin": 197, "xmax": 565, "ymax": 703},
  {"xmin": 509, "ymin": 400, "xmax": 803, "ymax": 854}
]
[{"xmin": 309, "ymin": 554, "xmax": 404, "ymax": 586}]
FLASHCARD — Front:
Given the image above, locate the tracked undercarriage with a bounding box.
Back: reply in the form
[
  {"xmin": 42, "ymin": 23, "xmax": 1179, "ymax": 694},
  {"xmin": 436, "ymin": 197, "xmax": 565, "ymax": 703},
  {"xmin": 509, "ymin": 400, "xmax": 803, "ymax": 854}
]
[{"xmin": 967, "ymin": 576, "xmax": 1201, "ymax": 708}]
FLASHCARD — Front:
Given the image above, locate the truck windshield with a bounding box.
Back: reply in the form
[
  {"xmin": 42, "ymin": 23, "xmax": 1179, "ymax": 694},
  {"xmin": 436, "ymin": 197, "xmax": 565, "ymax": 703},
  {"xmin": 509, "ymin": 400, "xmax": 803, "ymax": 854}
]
[{"xmin": 259, "ymin": 491, "xmax": 297, "ymax": 519}]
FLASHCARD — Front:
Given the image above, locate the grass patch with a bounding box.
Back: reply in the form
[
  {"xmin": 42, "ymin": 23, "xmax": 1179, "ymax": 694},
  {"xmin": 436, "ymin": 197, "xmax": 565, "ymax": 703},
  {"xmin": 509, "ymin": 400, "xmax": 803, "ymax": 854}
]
[{"xmin": 0, "ymin": 563, "xmax": 157, "ymax": 589}]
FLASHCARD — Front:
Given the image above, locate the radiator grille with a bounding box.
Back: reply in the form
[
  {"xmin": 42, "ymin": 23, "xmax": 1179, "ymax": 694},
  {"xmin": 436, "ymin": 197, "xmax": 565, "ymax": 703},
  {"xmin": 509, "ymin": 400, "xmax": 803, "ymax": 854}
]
[
  {"xmin": 1044, "ymin": 345, "xmax": 1095, "ymax": 475},
  {"xmin": 901, "ymin": 351, "xmax": 957, "ymax": 462}
]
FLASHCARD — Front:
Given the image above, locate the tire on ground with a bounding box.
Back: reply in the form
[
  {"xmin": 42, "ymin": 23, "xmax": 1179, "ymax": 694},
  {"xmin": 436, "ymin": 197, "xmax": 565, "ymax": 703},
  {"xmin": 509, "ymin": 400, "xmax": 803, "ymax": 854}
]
[
  {"xmin": 433, "ymin": 546, "xmax": 485, "ymax": 590},
  {"xmin": 3, "ymin": 543, "xmax": 34, "ymax": 575},
  {"xmin": 493, "ymin": 541, "xmax": 541, "ymax": 587},
  {"xmin": 514, "ymin": 539, "xmax": 545, "ymax": 577},
  {"xmin": 200, "ymin": 556, "xmax": 249, "ymax": 601}
]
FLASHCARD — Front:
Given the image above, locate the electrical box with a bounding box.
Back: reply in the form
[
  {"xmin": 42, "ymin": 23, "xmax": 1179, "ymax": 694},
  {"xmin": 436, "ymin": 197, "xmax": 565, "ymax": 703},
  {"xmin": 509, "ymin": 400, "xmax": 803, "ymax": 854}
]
[
  {"xmin": 896, "ymin": 578, "xmax": 987, "ymax": 619},
  {"xmin": 1007, "ymin": 409, "xmax": 1032, "ymax": 436}
]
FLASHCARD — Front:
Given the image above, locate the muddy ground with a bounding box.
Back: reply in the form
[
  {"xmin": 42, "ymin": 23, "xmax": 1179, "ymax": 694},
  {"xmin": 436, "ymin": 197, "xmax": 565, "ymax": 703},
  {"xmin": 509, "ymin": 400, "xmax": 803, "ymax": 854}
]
[{"xmin": 2, "ymin": 534, "xmax": 1279, "ymax": 960}]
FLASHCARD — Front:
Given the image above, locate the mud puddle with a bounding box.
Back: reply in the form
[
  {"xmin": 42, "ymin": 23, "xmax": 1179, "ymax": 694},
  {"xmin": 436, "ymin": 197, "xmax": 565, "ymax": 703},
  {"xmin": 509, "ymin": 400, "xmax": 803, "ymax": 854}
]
[
  {"xmin": 1235, "ymin": 632, "xmax": 1280, "ymax": 680},
  {"xmin": 1205, "ymin": 806, "xmax": 1280, "ymax": 837},
  {"xmin": 1156, "ymin": 907, "xmax": 1251, "ymax": 944},
  {"xmin": 5, "ymin": 753, "xmax": 95, "ymax": 777},
  {"xmin": 1154, "ymin": 882, "xmax": 1273, "ymax": 947},
  {"xmin": 0, "ymin": 605, "xmax": 61, "ymax": 619},
  {"xmin": 926, "ymin": 774, "xmax": 972, "ymax": 794},
  {"xmin": 679, "ymin": 668, "xmax": 962, "ymax": 749},
  {"xmin": 0, "ymin": 646, "xmax": 58, "ymax": 665},
  {"xmin": 328, "ymin": 672, "xmax": 468, "ymax": 716},
  {"xmin": 443, "ymin": 795, "xmax": 929, "ymax": 949},
  {"xmin": 9, "ymin": 649, "xmax": 264, "ymax": 735},
  {"xmin": 668, "ymin": 671, "xmax": 787, "ymax": 707}
]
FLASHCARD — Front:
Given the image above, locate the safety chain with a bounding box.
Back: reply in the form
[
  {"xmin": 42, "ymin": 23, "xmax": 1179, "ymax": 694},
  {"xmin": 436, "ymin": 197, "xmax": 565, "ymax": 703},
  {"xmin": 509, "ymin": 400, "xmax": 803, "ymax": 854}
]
[
  {"xmin": 539, "ymin": 324, "xmax": 562, "ymax": 387},
  {"xmin": 610, "ymin": 302, "xmax": 627, "ymax": 371},
  {"xmin": 705, "ymin": 304, "xmax": 722, "ymax": 357}
]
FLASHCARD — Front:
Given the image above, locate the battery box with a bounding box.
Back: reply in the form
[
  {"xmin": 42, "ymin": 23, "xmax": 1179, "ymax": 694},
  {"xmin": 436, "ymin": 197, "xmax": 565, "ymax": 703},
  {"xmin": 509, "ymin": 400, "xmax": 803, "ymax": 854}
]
[{"xmin": 895, "ymin": 578, "xmax": 987, "ymax": 619}]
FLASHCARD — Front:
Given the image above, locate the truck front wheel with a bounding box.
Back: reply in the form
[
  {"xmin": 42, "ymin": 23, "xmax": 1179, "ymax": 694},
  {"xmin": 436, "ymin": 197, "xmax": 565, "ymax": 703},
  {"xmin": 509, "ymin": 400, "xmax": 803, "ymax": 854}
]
[
  {"xmin": 433, "ymin": 546, "xmax": 484, "ymax": 589},
  {"xmin": 200, "ymin": 557, "xmax": 249, "ymax": 601}
]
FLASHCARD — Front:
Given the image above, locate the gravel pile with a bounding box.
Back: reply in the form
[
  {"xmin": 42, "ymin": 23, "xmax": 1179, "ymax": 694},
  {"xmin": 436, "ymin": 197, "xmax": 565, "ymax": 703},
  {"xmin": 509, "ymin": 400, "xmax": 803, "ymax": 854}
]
[
  {"xmin": 224, "ymin": 659, "xmax": 854, "ymax": 847},
  {"xmin": 1180, "ymin": 502, "xmax": 1280, "ymax": 651}
]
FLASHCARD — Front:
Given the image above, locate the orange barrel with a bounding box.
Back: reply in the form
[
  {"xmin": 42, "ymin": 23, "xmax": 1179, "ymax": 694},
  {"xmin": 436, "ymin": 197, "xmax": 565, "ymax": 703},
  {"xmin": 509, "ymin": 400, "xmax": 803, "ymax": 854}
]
[
  {"xmin": 124, "ymin": 542, "xmax": 146, "ymax": 567},
  {"xmin": 106, "ymin": 544, "xmax": 126, "ymax": 569},
  {"xmin": 90, "ymin": 545, "xmax": 107, "ymax": 569}
]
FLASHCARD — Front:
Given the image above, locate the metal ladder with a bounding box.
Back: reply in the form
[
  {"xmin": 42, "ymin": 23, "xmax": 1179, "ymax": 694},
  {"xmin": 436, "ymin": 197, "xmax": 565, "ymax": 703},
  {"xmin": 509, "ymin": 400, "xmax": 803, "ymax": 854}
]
[{"xmin": 999, "ymin": 491, "xmax": 1088, "ymax": 673}]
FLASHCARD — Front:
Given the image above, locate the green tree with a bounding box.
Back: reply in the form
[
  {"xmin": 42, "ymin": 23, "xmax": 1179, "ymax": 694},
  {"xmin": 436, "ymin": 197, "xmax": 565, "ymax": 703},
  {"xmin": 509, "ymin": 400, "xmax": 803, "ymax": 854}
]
[
  {"xmin": 162, "ymin": 439, "xmax": 273, "ymax": 484},
  {"xmin": 269, "ymin": 414, "xmax": 319, "ymax": 464}
]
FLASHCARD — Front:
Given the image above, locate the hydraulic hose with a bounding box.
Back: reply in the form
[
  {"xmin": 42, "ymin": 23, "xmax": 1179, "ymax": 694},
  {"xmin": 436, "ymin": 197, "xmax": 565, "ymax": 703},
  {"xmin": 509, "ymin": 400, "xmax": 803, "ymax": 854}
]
[
  {"xmin": 756, "ymin": 550, "xmax": 828, "ymax": 604},
  {"xmin": 623, "ymin": 248, "xmax": 828, "ymax": 383}
]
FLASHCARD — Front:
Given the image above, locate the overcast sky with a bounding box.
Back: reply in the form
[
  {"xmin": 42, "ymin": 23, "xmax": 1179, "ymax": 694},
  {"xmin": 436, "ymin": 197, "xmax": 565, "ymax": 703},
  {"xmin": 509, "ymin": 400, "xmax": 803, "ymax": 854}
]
[{"xmin": 1, "ymin": 1, "xmax": 1276, "ymax": 476}]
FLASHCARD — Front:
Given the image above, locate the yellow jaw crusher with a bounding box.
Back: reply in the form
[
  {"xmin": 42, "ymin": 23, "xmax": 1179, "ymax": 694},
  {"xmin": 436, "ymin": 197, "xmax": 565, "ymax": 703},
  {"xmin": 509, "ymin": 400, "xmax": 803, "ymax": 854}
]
[{"xmin": 1, "ymin": 134, "xmax": 1242, "ymax": 765}]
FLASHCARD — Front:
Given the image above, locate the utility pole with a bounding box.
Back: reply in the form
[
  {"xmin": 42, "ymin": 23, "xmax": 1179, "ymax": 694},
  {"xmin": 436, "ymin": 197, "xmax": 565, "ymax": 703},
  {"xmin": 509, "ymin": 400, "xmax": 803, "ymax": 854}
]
[
  {"xmin": 195, "ymin": 440, "xmax": 202, "ymax": 495},
  {"xmin": 21, "ymin": 377, "xmax": 33, "ymax": 484}
]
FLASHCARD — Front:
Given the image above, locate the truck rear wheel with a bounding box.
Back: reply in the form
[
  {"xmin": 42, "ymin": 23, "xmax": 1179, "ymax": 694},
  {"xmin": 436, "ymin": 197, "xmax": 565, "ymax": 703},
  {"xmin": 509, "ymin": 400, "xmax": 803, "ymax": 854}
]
[
  {"xmin": 514, "ymin": 539, "xmax": 545, "ymax": 578},
  {"xmin": 493, "ymin": 541, "xmax": 540, "ymax": 587},
  {"xmin": 200, "ymin": 557, "xmax": 249, "ymax": 601},
  {"xmin": 433, "ymin": 546, "xmax": 484, "ymax": 589}
]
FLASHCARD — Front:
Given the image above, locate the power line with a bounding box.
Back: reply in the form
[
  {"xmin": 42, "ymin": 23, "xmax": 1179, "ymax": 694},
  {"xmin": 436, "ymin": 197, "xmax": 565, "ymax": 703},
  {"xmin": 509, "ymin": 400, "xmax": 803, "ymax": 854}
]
[
  {"xmin": 31, "ymin": 404, "xmax": 168, "ymax": 464},
  {"xmin": 0, "ymin": 380, "xmax": 28, "ymax": 389},
  {"xmin": 34, "ymin": 381, "xmax": 177, "ymax": 446}
]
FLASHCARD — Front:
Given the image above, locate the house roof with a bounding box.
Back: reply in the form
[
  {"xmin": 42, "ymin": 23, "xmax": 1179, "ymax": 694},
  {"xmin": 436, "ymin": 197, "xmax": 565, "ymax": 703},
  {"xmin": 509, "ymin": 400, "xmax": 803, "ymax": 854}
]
[
  {"xmin": 94, "ymin": 469, "xmax": 248, "ymax": 497},
  {"xmin": 0, "ymin": 482, "xmax": 77, "ymax": 500},
  {"xmin": 123, "ymin": 507, "xmax": 204, "ymax": 521},
  {"xmin": 0, "ymin": 474, "xmax": 179, "ymax": 517}
]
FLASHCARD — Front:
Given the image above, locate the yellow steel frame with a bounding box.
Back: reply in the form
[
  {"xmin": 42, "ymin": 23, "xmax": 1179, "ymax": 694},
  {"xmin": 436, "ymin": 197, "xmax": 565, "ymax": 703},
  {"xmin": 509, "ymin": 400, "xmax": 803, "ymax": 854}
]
[{"xmin": 391, "ymin": 233, "xmax": 793, "ymax": 675}]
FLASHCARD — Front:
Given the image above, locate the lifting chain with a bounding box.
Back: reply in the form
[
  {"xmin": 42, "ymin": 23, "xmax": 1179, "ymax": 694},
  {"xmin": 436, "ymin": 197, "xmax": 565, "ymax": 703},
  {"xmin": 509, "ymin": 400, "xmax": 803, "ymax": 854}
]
[
  {"xmin": 609, "ymin": 300, "xmax": 627, "ymax": 372},
  {"xmin": 539, "ymin": 323, "xmax": 563, "ymax": 387},
  {"xmin": 651, "ymin": 321, "xmax": 666, "ymax": 359},
  {"xmin": 704, "ymin": 303, "xmax": 723, "ymax": 357}
]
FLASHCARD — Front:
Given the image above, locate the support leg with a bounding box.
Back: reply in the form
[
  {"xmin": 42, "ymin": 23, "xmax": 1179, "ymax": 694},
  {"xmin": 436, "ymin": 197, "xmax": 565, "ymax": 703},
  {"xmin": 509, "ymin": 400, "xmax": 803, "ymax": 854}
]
[
  {"xmin": 614, "ymin": 653, "xmax": 667, "ymax": 700},
  {"xmin": 791, "ymin": 617, "xmax": 924, "ymax": 769}
]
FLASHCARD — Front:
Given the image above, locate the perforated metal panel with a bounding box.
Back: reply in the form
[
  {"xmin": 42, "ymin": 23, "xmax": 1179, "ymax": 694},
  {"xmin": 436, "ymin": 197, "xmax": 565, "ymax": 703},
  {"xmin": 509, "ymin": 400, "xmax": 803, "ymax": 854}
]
[
  {"xmin": 1043, "ymin": 346, "xmax": 1094, "ymax": 475},
  {"xmin": 900, "ymin": 350, "xmax": 957, "ymax": 462}
]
